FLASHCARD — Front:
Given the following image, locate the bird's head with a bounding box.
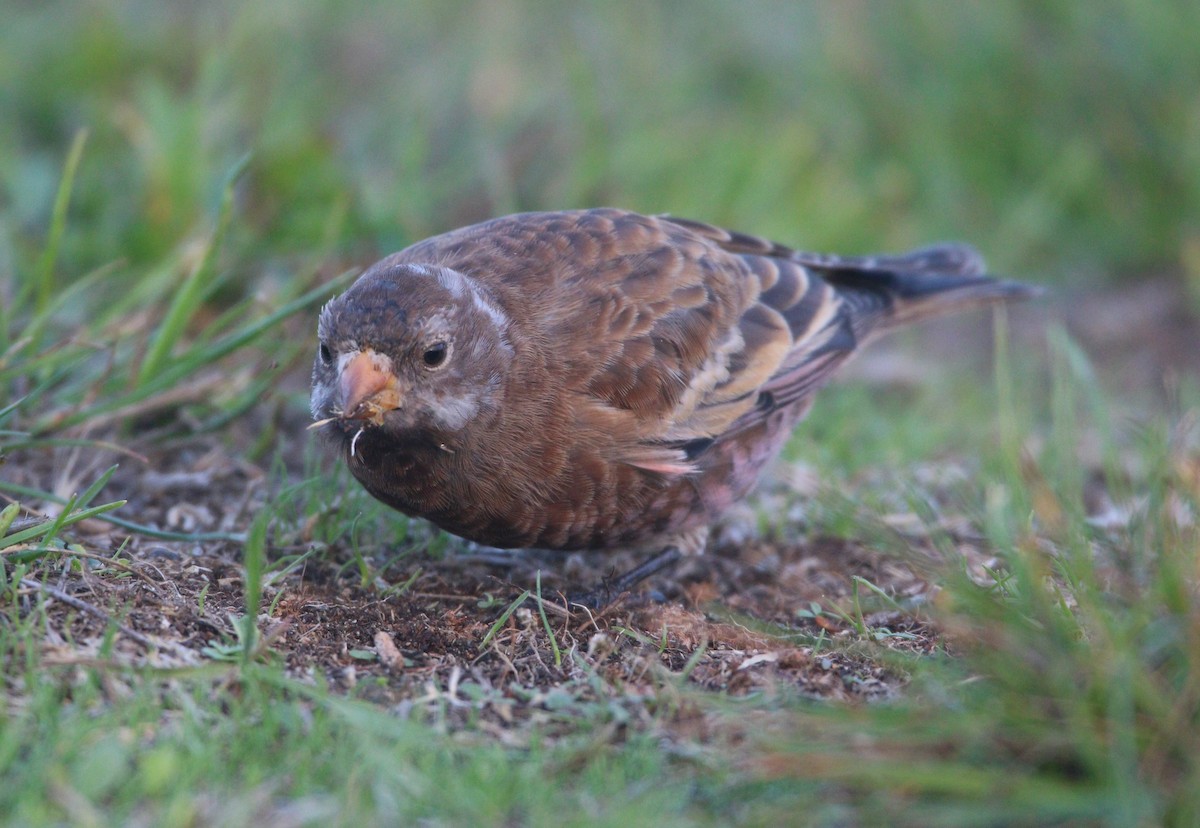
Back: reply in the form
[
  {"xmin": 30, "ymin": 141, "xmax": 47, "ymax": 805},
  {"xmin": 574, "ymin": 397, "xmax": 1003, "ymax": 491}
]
[{"xmin": 310, "ymin": 262, "xmax": 513, "ymax": 455}]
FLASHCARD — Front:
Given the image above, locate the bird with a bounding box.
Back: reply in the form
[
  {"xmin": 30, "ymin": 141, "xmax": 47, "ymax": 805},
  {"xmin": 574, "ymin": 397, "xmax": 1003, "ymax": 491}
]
[{"xmin": 310, "ymin": 208, "xmax": 1034, "ymax": 601}]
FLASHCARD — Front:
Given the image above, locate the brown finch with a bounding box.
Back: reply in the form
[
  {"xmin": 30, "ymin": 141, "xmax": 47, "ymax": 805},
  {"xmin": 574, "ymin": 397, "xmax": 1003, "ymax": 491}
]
[{"xmin": 311, "ymin": 209, "xmax": 1033, "ymax": 598}]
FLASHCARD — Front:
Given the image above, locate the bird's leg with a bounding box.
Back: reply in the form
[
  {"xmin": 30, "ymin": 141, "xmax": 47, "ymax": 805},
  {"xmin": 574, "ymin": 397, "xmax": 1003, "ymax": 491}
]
[
  {"xmin": 567, "ymin": 527, "xmax": 709, "ymax": 609},
  {"xmin": 567, "ymin": 546, "xmax": 684, "ymax": 609}
]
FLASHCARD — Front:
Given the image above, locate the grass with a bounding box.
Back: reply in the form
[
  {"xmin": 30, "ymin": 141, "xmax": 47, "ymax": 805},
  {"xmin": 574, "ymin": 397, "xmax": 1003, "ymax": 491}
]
[
  {"xmin": 3, "ymin": 663, "xmax": 711, "ymax": 826},
  {"xmin": 3, "ymin": 1, "xmax": 1200, "ymax": 825}
]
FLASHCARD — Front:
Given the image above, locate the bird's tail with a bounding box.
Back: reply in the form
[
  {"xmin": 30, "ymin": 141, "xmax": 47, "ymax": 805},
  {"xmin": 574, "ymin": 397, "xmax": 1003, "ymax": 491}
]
[{"xmin": 821, "ymin": 256, "xmax": 1039, "ymax": 337}]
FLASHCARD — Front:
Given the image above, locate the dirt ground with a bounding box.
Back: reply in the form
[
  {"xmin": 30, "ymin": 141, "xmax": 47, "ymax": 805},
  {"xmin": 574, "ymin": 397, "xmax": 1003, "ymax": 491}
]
[
  {"xmin": 11, "ymin": 441, "xmax": 946, "ymax": 711},
  {"xmin": 5, "ymin": 278, "xmax": 1197, "ymax": 729}
]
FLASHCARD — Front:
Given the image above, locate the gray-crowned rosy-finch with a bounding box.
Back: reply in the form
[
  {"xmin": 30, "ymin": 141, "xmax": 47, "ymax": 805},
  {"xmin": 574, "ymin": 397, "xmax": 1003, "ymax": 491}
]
[{"xmin": 311, "ymin": 209, "xmax": 1033, "ymax": 598}]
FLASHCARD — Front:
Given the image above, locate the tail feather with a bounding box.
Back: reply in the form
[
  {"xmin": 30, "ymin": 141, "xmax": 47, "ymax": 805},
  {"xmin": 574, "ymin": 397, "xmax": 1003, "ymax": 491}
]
[
  {"xmin": 793, "ymin": 242, "xmax": 988, "ymax": 278},
  {"xmin": 824, "ymin": 267, "xmax": 1040, "ymax": 334}
]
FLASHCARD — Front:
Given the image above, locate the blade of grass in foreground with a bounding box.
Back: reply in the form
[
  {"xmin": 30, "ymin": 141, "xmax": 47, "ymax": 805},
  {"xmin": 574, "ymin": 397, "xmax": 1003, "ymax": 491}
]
[
  {"xmin": 38, "ymin": 272, "xmax": 354, "ymax": 434},
  {"xmin": 0, "ymin": 478, "xmax": 244, "ymax": 542},
  {"xmin": 29, "ymin": 129, "xmax": 89, "ymax": 343},
  {"xmin": 0, "ymin": 500, "xmax": 127, "ymax": 553},
  {"xmin": 137, "ymin": 154, "xmax": 249, "ymax": 388}
]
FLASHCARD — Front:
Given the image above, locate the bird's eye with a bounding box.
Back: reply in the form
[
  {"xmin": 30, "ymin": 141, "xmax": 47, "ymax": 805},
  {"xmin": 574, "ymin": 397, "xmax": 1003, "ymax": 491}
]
[
  {"xmin": 422, "ymin": 342, "xmax": 449, "ymax": 368},
  {"xmin": 318, "ymin": 343, "xmax": 333, "ymax": 366}
]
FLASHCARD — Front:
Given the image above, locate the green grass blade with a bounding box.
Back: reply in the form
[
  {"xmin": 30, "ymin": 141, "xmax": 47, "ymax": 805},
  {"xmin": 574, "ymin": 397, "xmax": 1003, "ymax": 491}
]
[
  {"xmin": 240, "ymin": 509, "xmax": 269, "ymax": 665},
  {"xmin": 480, "ymin": 591, "xmax": 530, "ymax": 650},
  {"xmin": 0, "ymin": 504, "xmax": 18, "ymax": 537},
  {"xmin": 0, "ymin": 500, "xmax": 126, "ymax": 550},
  {"xmin": 137, "ymin": 154, "xmax": 250, "ymax": 387},
  {"xmin": 534, "ymin": 571, "xmax": 562, "ymax": 668},
  {"xmin": 72, "ymin": 465, "xmax": 119, "ymax": 510},
  {"xmin": 44, "ymin": 271, "xmax": 352, "ymax": 433},
  {"xmin": 31, "ymin": 128, "xmax": 89, "ymax": 330},
  {"xmin": 0, "ymin": 478, "xmax": 243, "ymax": 542}
]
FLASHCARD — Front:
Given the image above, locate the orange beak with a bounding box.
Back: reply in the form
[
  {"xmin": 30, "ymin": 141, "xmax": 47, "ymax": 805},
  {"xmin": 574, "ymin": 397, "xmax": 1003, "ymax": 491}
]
[{"xmin": 338, "ymin": 350, "xmax": 402, "ymax": 425}]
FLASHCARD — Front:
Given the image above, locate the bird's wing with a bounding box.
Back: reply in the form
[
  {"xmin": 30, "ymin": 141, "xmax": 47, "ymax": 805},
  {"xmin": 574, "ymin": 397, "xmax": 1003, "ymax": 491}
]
[
  {"xmin": 660, "ymin": 216, "xmax": 987, "ymax": 277},
  {"xmin": 659, "ymin": 216, "xmax": 1026, "ymax": 441}
]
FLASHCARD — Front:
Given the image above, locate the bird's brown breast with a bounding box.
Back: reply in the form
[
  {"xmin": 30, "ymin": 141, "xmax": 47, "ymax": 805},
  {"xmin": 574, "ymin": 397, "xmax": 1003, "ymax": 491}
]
[{"xmin": 342, "ymin": 385, "xmax": 805, "ymax": 553}]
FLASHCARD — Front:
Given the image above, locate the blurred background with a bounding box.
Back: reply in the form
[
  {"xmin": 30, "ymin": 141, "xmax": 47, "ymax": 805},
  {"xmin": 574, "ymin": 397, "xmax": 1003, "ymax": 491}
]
[{"xmin": 3, "ymin": 0, "xmax": 1198, "ymax": 394}]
